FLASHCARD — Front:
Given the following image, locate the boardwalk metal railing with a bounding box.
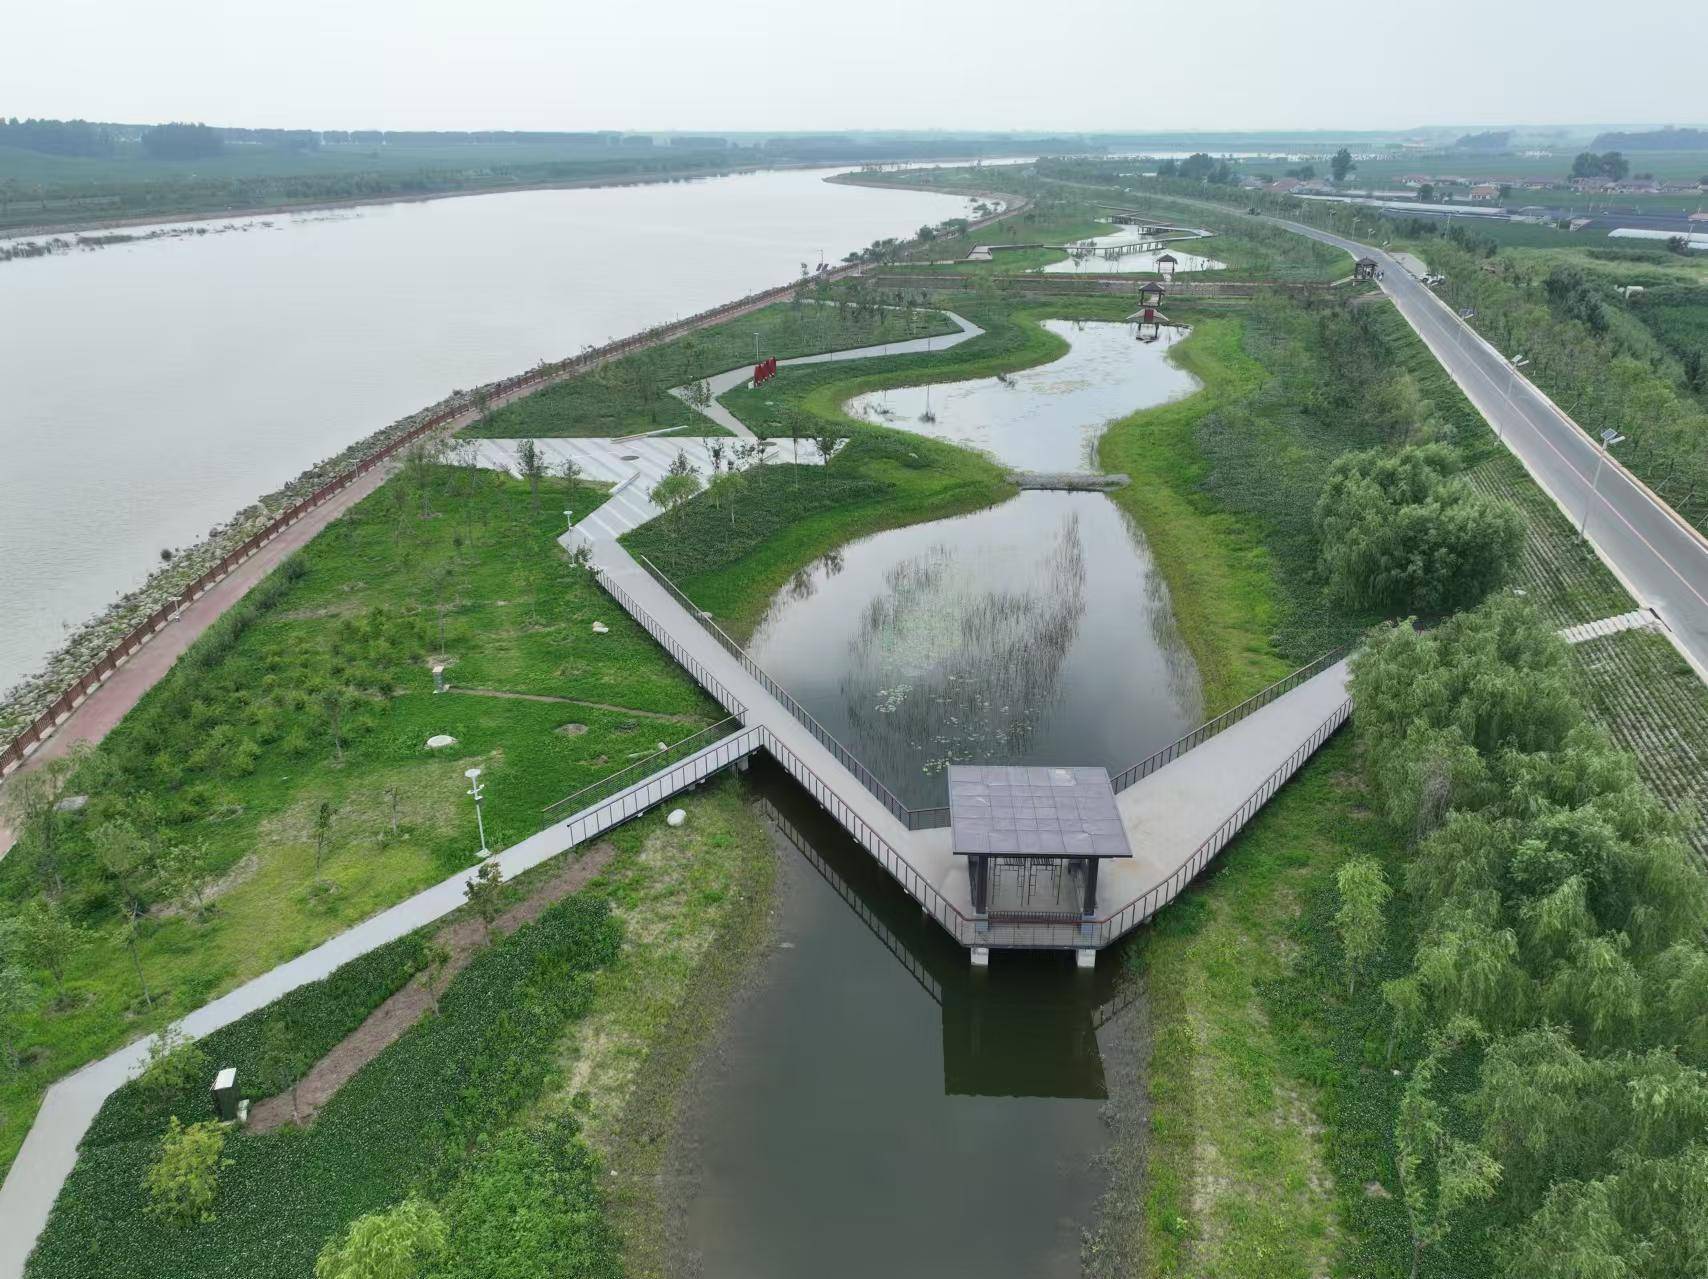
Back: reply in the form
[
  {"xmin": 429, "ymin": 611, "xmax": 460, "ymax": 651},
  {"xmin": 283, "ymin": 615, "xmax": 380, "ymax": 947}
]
[
  {"xmin": 631, "ymin": 555, "xmax": 952, "ymax": 830},
  {"xmin": 535, "ymin": 726, "xmax": 766, "ymax": 849},
  {"xmin": 595, "ymin": 553, "xmax": 1355, "ymax": 952},
  {"xmin": 542, "ymin": 715, "xmax": 745, "ymax": 816},
  {"xmin": 583, "ymin": 568, "xmax": 749, "ymax": 724},
  {"xmin": 1109, "ymin": 646, "xmax": 1348, "ymax": 794}
]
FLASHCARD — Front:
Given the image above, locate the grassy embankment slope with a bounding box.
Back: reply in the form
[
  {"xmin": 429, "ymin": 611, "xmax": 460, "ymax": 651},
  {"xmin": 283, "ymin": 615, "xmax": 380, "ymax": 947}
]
[
  {"xmin": 0, "ymin": 463, "xmax": 736, "ymax": 1178},
  {"xmin": 461, "ymin": 296, "xmax": 959, "ymax": 440}
]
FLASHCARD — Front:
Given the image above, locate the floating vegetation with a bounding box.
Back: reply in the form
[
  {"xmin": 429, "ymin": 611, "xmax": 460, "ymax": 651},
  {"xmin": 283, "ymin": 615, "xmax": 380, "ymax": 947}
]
[{"xmin": 840, "ymin": 513, "xmax": 1088, "ymax": 782}]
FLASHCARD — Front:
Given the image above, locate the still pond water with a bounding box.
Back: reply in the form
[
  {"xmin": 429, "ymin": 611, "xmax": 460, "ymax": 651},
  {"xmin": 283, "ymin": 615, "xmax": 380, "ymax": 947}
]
[
  {"xmin": 682, "ymin": 322, "xmax": 1204, "ymax": 1275},
  {"xmin": 757, "ymin": 322, "xmax": 1205, "ymax": 807},
  {"xmin": 681, "ymin": 765, "xmax": 1139, "ymax": 1279},
  {"xmin": 0, "ymin": 168, "xmax": 973, "ymax": 694}
]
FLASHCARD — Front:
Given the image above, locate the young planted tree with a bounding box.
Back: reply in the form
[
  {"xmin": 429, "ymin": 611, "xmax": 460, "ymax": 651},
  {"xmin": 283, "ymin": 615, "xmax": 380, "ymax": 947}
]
[
  {"xmin": 95, "ymin": 818, "xmax": 156, "ymax": 1008},
  {"xmin": 401, "ymin": 440, "xmax": 442, "ymax": 519},
  {"xmin": 256, "ymin": 1016, "xmax": 312, "ymax": 1124},
  {"xmin": 0, "ymin": 964, "xmax": 36, "ymax": 1072},
  {"xmin": 314, "ymin": 1198, "xmax": 447, "ymax": 1279},
  {"xmin": 139, "ymin": 1025, "xmax": 209, "ymax": 1098},
  {"xmin": 6, "ymin": 900, "xmax": 88, "ymax": 1008},
  {"xmin": 419, "ymin": 940, "xmax": 453, "ymax": 1015},
  {"xmin": 158, "ymin": 841, "xmax": 217, "ymax": 922},
  {"xmin": 1334, "ymin": 856, "xmax": 1391, "ymax": 994},
  {"xmin": 1, "ymin": 747, "xmax": 87, "ymax": 897},
  {"xmin": 313, "ymin": 800, "xmax": 337, "ymax": 875},
  {"xmin": 145, "ymin": 1117, "xmax": 232, "ymax": 1226},
  {"xmin": 464, "ymin": 858, "xmax": 505, "ymax": 942},
  {"xmin": 649, "ymin": 452, "xmax": 704, "ymax": 570},
  {"xmin": 515, "ymin": 437, "xmax": 545, "ymax": 511},
  {"xmin": 320, "ymin": 687, "xmax": 351, "ymax": 763}
]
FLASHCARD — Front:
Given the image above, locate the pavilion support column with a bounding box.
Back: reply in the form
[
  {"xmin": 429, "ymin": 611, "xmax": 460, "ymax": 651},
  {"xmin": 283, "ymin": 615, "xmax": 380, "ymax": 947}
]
[
  {"xmin": 971, "ymin": 855, "xmax": 990, "ymax": 914},
  {"xmin": 1081, "ymin": 858, "xmax": 1099, "ymax": 917}
]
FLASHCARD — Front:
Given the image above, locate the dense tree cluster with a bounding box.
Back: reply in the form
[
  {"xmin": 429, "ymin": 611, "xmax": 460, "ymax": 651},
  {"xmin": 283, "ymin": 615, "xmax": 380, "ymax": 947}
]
[
  {"xmin": 0, "ymin": 117, "xmax": 114, "ymax": 157},
  {"xmin": 1154, "ymin": 152, "xmax": 1237, "ymax": 184},
  {"xmin": 1314, "ymin": 444, "xmax": 1523, "ymax": 616},
  {"xmin": 1350, "ymin": 599, "xmax": 1708, "ymax": 1276},
  {"xmin": 1571, "ymin": 150, "xmax": 1630, "ymax": 181},
  {"xmin": 140, "ymin": 122, "xmax": 225, "ymax": 161}
]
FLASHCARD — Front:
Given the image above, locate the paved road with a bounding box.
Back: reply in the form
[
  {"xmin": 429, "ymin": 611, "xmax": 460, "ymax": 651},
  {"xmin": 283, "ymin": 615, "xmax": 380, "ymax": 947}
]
[{"xmin": 1275, "ymin": 217, "xmax": 1708, "ymax": 680}]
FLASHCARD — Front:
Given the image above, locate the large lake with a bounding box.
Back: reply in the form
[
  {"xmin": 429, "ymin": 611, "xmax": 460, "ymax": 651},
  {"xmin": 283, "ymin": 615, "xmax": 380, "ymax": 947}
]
[{"xmin": 0, "ymin": 169, "xmax": 974, "ymax": 694}]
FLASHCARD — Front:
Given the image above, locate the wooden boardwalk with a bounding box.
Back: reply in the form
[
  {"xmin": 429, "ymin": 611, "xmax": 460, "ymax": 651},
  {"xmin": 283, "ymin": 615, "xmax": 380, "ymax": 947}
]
[{"xmin": 581, "ymin": 526, "xmax": 1352, "ymax": 955}]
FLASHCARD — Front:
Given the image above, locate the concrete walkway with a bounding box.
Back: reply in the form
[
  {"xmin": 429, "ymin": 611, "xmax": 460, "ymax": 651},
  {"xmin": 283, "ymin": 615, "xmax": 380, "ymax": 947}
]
[
  {"xmin": 466, "ymin": 435, "xmax": 840, "ymax": 541},
  {"xmin": 667, "ymin": 307, "xmax": 985, "ymax": 438}
]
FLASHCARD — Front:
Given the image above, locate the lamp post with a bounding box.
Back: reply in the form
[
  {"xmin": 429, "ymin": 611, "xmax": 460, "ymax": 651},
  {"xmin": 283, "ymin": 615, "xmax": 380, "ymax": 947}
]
[
  {"xmin": 1496, "ymin": 355, "xmax": 1530, "ymax": 440},
  {"xmin": 1581, "ymin": 429, "xmax": 1627, "ymax": 540},
  {"xmin": 464, "ymin": 767, "xmax": 488, "ymax": 857}
]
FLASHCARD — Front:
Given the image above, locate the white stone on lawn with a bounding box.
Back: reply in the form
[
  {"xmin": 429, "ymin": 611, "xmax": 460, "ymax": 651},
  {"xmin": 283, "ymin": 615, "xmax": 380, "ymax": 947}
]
[
  {"xmin": 425, "ymin": 735, "xmax": 458, "ymax": 749},
  {"xmin": 666, "ymin": 809, "xmax": 686, "ymax": 827}
]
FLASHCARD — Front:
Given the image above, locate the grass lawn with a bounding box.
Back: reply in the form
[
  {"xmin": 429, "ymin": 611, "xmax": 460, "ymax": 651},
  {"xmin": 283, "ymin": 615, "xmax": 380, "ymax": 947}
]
[
  {"xmin": 1124, "ymin": 738, "xmax": 1361, "ymax": 1279},
  {"xmin": 460, "ymin": 297, "xmax": 958, "ymax": 439},
  {"xmin": 0, "ymin": 462, "xmax": 724, "ymax": 1179}
]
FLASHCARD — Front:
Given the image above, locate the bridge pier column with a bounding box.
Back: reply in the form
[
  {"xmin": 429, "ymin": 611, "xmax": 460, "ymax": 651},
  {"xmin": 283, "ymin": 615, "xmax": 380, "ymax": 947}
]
[
  {"xmin": 1075, "ymin": 948, "xmax": 1096, "ymax": 970},
  {"xmin": 970, "ymin": 946, "xmax": 990, "ymax": 968}
]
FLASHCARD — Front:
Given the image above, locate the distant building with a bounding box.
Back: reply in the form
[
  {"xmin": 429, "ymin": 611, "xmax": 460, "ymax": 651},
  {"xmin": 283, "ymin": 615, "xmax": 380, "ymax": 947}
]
[
  {"xmin": 1467, "ymin": 184, "xmax": 1500, "ymax": 201},
  {"xmin": 1268, "ymin": 177, "xmax": 1303, "ymax": 193}
]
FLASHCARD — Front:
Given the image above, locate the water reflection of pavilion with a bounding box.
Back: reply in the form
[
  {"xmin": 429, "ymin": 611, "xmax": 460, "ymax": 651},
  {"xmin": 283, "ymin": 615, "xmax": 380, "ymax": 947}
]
[{"xmin": 758, "ymin": 781, "xmax": 1138, "ymax": 1099}]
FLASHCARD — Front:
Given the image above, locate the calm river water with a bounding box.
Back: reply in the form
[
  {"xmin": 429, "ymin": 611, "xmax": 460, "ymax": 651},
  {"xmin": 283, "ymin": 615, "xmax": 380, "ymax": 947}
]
[
  {"xmin": 682, "ymin": 321, "xmax": 1202, "ymax": 1275},
  {"xmin": 0, "ymin": 169, "xmax": 974, "ymax": 694}
]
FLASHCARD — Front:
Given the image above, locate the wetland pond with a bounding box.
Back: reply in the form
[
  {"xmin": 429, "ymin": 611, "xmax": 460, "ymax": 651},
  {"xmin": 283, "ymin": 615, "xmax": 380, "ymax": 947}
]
[{"xmin": 678, "ymin": 321, "xmax": 1203, "ymax": 1275}]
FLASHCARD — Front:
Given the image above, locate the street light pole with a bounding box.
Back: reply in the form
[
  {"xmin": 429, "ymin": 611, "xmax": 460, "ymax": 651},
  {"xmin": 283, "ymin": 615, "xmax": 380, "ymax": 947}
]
[
  {"xmin": 464, "ymin": 767, "xmax": 488, "ymax": 857},
  {"xmin": 1580, "ymin": 429, "xmax": 1627, "ymax": 540}
]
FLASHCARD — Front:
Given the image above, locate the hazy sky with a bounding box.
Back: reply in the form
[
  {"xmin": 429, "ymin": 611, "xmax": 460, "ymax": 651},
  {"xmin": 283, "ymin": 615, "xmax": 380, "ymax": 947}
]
[{"xmin": 6, "ymin": 0, "xmax": 1702, "ymax": 134}]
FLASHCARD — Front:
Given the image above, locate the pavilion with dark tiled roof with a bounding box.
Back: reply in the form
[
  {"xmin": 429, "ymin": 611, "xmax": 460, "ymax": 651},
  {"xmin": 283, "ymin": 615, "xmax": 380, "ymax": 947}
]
[{"xmin": 948, "ymin": 765, "xmax": 1133, "ymax": 923}]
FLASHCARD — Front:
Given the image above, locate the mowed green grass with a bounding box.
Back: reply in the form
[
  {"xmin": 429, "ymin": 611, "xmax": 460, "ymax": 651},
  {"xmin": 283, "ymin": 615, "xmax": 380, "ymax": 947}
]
[{"xmin": 0, "ymin": 464, "xmax": 722, "ymax": 1178}]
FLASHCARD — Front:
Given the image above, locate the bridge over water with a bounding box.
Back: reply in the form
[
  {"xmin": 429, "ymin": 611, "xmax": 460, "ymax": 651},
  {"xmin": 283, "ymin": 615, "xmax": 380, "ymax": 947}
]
[{"xmin": 572, "ymin": 519, "xmax": 1349, "ymax": 963}]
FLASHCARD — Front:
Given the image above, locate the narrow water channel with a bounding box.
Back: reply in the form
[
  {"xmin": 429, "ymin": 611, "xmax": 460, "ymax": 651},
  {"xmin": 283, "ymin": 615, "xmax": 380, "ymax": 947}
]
[
  {"xmin": 678, "ymin": 763, "xmax": 1138, "ymax": 1279},
  {"xmin": 678, "ymin": 321, "xmax": 1199, "ymax": 1275}
]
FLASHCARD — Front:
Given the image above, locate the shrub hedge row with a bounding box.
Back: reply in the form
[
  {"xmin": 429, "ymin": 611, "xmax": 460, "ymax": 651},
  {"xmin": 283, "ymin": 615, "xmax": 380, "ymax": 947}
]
[{"xmin": 29, "ymin": 896, "xmax": 620, "ymax": 1279}]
